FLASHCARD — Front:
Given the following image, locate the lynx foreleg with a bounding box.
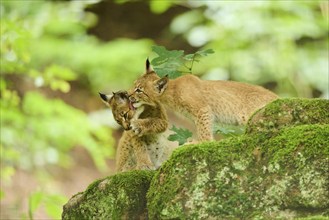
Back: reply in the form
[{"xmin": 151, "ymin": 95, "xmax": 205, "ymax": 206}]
[{"xmin": 195, "ymin": 107, "xmax": 213, "ymax": 141}]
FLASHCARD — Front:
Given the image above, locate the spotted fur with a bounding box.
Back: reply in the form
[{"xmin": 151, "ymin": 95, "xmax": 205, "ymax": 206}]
[
  {"xmin": 130, "ymin": 59, "xmax": 279, "ymax": 142},
  {"xmin": 99, "ymin": 91, "xmax": 176, "ymax": 172}
]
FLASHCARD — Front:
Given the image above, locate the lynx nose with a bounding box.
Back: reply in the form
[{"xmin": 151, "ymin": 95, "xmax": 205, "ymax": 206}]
[{"xmin": 123, "ymin": 123, "xmax": 132, "ymax": 131}]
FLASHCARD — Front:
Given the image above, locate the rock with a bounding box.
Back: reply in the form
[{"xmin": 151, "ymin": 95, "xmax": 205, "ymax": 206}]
[
  {"xmin": 147, "ymin": 124, "xmax": 329, "ymax": 219},
  {"xmin": 62, "ymin": 170, "xmax": 155, "ymax": 219},
  {"xmin": 62, "ymin": 98, "xmax": 329, "ymax": 219},
  {"xmin": 246, "ymin": 98, "xmax": 329, "ymax": 134}
]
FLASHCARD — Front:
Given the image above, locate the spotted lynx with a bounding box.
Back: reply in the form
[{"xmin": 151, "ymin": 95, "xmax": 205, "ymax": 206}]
[
  {"xmin": 99, "ymin": 91, "xmax": 176, "ymax": 172},
  {"xmin": 130, "ymin": 59, "xmax": 279, "ymax": 142}
]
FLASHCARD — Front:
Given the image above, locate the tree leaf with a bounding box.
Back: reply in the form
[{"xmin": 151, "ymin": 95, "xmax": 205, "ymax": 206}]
[
  {"xmin": 154, "ymin": 67, "xmax": 181, "ymax": 79},
  {"xmin": 44, "ymin": 194, "xmax": 68, "ymax": 219},
  {"xmin": 29, "ymin": 191, "xmax": 44, "ymax": 218},
  {"xmin": 168, "ymin": 125, "xmax": 193, "ymax": 145},
  {"xmin": 214, "ymin": 125, "xmax": 245, "ymax": 138},
  {"xmin": 195, "ymin": 49, "xmax": 215, "ymax": 57},
  {"xmin": 151, "ymin": 45, "xmax": 184, "ymax": 59},
  {"xmin": 183, "ymin": 54, "xmax": 195, "ymax": 61},
  {"xmin": 151, "ymin": 45, "xmax": 214, "ymax": 78},
  {"xmin": 151, "ymin": 56, "xmax": 168, "ymax": 66}
]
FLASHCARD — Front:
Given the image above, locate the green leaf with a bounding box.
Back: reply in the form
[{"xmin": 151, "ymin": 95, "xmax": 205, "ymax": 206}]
[
  {"xmin": 28, "ymin": 191, "xmax": 67, "ymax": 219},
  {"xmin": 168, "ymin": 125, "xmax": 193, "ymax": 145},
  {"xmin": 151, "ymin": 45, "xmax": 184, "ymax": 59},
  {"xmin": 151, "ymin": 45, "xmax": 214, "ymax": 78},
  {"xmin": 151, "ymin": 45, "xmax": 185, "ymax": 78},
  {"xmin": 214, "ymin": 125, "xmax": 245, "ymax": 138},
  {"xmin": 153, "ymin": 67, "xmax": 181, "ymax": 79},
  {"xmin": 152, "ymin": 56, "xmax": 168, "ymax": 66},
  {"xmin": 183, "ymin": 54, "xmax": 195, "ymax": 61},
  {"xmin": 195, "ymin": 49, "xmax": 215, "ymax": 57},
  {"xmin": 29, "ymin": 191, "xmax": 44, "ymax": 218},
  {"xmin": 44, "ymin": 194, "xmax": 68, "ymax": 219}
]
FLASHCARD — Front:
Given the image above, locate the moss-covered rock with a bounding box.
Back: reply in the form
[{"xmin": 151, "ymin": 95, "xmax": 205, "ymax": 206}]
[
  {"xmin": 62, "ymin": 98, "xmax": 329, "ymax": 219},
  {"xmin": 62, "ymin": 170, "xmax": 155, "ymax": 220},
  {"xmin": 147, "ymin": 124, "xmax": 329, "ymax": 219},
  {"xmin": 246, "ymin": 98, "xmax": 329, "ymax": 134}
]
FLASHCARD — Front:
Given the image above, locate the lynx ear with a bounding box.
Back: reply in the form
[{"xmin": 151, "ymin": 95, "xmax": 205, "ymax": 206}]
[
  {"xmin": 145, "ymin": 58, "xmax": 153, "ymax": 74},
  {"xmin": 99, "ymin": 92, "xmax": 113, "ymax": 106},
  {"xmin": 99, "ymin": 92, "xmax": 110, "ymax": 102},
  {"xmin": 155, "ymin": 75, "xmax": 168, "ymax": 94}
]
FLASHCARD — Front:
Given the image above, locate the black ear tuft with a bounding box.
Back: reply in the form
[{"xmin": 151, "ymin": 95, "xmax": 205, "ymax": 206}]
[
  {"xmin": 146, "ymin": 58, "xmax": 150, "ymax": 69},
  {"xmin": 99, "ymin": 92, "xmax": 108, "ymax": 102},
  {"xmin": 146, "ymin": 58, "xmax": 153, "ymax": 74}
]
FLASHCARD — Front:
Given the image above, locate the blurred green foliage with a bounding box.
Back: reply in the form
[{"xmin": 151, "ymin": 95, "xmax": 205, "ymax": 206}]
[
  {"xmin": 167, "ymin": 1, "xmax": 329, "ymax": 98},
  {"xmin": 1, "ymin": 0, "xmax": 116, "ymax": 170},
  {"xmin": 28, "ymin": 191, "xmax": 67, "ymax": 219},
  {"xmin": 0, "ymin": 1, "xmax": 121, "ymax": 218}
]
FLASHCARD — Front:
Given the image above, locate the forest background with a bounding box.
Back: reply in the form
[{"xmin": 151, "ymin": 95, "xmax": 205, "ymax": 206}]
[{"xmin": 1, "ymin": 0, "xmax": 328, "ymax": 219}]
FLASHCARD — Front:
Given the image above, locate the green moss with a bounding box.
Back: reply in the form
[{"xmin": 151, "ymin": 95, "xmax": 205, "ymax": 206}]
[
  {"xmin": 62, "ymin": 170, "xmax": 155, "ymax": 220},
  {"xmin": 298, "ymin": 216, "xmax": 329, "ymax": 220},
  {"xmin": 62, "ymin": 98, "xmax": 329, "ymax": 219},
  {"xmin": 147, "ymin": 137, "xmax": 258, "ymax": 219},
  {"xmin": 264, "ymin": 124, "xmax": 329, "ymax": 165},
  {"xmin": 147, "ymin": 124, "xmax": 329, "ymax": 219},
  {"xmin": 246, "ymin": 98, "xmax": 329, "ymax": 134}
]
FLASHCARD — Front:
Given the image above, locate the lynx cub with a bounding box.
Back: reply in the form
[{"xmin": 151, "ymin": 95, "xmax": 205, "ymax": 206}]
[
  {"xmin": 130, "ymin": 59, "xmax": 279, "ymax": 142},
  {"xmin": 99, "ymin": 91, "xmax": 176, "ymax": 172}
]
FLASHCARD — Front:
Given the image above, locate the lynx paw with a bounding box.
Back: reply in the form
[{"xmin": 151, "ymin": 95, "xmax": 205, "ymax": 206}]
[
  {"xmin": 130, "ymin": 121, "xmax": 144, "ymax": 137},
  {"xmin": 183, "ymin": 138, "xmax": 199, "ymax": 146},
  {"xmin": 136, "ymin": 164, "xmax": 155, "ymax": 170}
]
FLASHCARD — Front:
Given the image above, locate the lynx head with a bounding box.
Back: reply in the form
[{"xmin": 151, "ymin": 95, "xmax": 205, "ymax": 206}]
[
  {"xmin": 129, "ymin": 59, "xmax": 168, "ymax": 107},
  {"xmin": 99, "ymin": 90, "xmax": 135, "ymax": 130}
]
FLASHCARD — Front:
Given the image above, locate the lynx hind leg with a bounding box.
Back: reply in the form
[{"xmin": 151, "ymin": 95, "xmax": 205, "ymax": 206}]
[
  {"xmin": 131, "ymin": 136, "xmax": 155, "ymax": 170},
  {"xmin": 116, "ymin": 135, "xmax": 136, "ymax": 172},
  {"xmin": 195, "ymin": 107, "xmax": 214, "ymax": 141},
  {"xmin": 156, "ymin": 135, "xmax": 179, "ymax": 168}
]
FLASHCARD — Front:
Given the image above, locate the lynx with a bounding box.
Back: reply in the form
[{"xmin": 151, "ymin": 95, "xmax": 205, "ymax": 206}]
[
  {"xmin": 130, "ymin": 59, "xmax": 279, "ymax": 142},
  {"xmin": 99, "ymin": 91, "xmax": 176, "ymax": 172}
]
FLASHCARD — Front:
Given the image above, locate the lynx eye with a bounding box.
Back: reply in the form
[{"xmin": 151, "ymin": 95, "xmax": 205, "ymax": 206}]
[
  {"xmin": 135, "ymin": 88, "xmax": 143, "ymax": 93},
  {"xmin": 123, "ymin": 111, "xmax": 130, "ymax": 120}
]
